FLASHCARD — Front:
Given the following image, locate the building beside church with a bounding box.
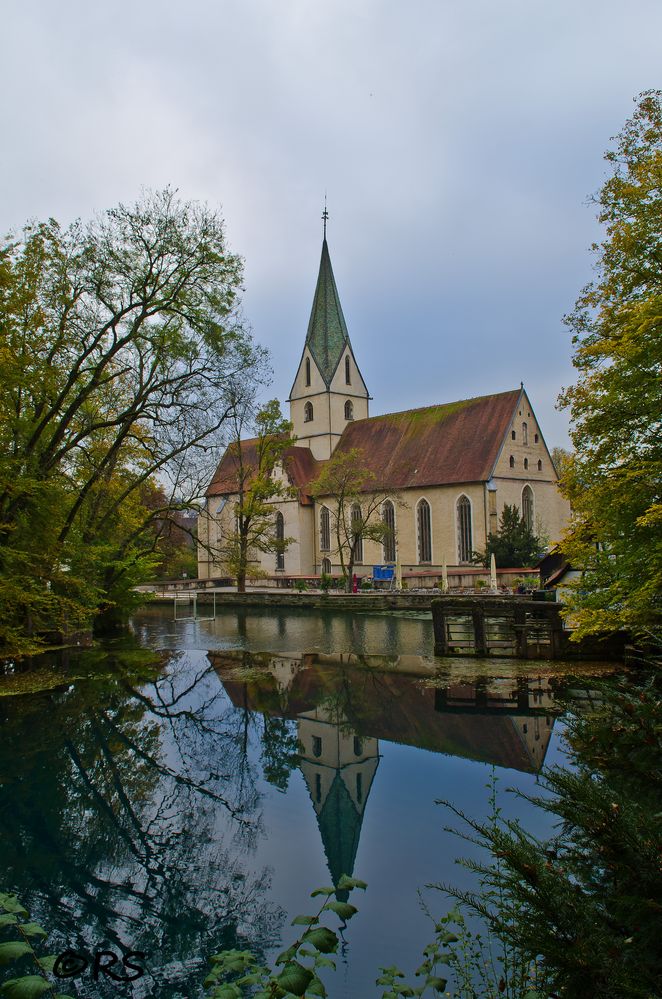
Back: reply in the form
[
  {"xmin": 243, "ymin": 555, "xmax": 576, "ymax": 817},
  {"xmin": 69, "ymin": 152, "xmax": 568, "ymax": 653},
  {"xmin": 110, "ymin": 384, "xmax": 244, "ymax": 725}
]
[{"xmin": 198, "ymin": 231, "xmax": 570, "ymax": 580}]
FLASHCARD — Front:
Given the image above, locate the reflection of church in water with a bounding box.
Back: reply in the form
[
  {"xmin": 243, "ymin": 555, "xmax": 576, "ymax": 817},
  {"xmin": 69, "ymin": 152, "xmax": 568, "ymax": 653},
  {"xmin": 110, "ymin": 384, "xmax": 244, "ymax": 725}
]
[
  {"xmin": 210, "ymin": 651, "xmax": 556, "ymax": 890},
  {"xmin": 298, "ymin": 704, "xmax": 379, "ymax": 895}
]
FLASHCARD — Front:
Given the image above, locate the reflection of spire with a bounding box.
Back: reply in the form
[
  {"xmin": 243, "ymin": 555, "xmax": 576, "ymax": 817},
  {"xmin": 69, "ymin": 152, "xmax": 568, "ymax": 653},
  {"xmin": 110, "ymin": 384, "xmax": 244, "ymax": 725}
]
[{"xmin": 298, "ymin": 710, "xmax": 378, "ymax": 900}]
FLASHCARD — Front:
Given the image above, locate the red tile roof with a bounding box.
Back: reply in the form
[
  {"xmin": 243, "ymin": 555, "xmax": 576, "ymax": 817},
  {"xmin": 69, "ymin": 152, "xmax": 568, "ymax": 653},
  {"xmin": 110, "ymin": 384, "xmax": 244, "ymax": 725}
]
[
  {"xmin": 206, "ymin": 440, "xmax": 320, "ymax": 505},
  {"xmin": 332, "ymin": 389, "xmax": 521, "ymax": 489}
]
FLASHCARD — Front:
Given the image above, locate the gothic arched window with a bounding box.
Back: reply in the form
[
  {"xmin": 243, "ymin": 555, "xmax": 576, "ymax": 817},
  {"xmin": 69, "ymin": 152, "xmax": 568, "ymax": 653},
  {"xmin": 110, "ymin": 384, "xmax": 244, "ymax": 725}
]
[
  {"xmin": 417, "ymin": 499, "xmax": 432, "ymax": 563},
  {"xmin": 522, "ymin": 485, "xmax": 534, "ymax": 532},
  {"xmin": 321, "ymin": 557, "xmax": 331, "ymax": 575},
  {"xmin": 509, "ymin": 455, "xmax": 515, "ymax": 468},
  {"xmin": 524, "ymin": 458, "xmax": 529, "ymax": 470},
  {"xmin": 305, "ymin": 357, "xmax": 311, "ymax": 386},
  {"xmin": 351, "ymin": 503, "xmax": 363, "ymax": 564},
  {"xmin": 382, "ymin": 500, "xmax": 396, "ymax": 563},
  {"xmin": 522, "ymin": 422, "xmax": 528, "ymax": 445},
  {"xmin": 345, "ymin": 355, "xmax": 351, "ymax": 384},
  {"xmin": 320, "ymin": 506, "xmax": 330, "ymax": 551},
  {"xmin": 275, "ymin": 511, "xmax": 285, "ymax": 570},
  {"xmin": 457, "ymin": 495, "xmax": 472, "ymax": 563},
  {"xmin": 537, "ymin": 459, "xmax": 542, "ymax": 471},
  {"xmin": 304, "ymin": 401, "xmax": 313, "ymax": 423},
  {"xmin": 344, "ymin": 399, "xmax": 354, "ymax": 420}
]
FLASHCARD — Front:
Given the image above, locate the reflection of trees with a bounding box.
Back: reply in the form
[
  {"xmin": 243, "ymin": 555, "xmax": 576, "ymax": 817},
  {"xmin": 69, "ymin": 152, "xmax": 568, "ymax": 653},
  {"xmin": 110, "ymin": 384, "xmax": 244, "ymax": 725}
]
[
  {"xmin": 260, "ymin": 716, "xmax": 300, "ymax": 791},
  {"xmin": 0, "ymin": 648, "xmax": 281, "ymax": 998}
]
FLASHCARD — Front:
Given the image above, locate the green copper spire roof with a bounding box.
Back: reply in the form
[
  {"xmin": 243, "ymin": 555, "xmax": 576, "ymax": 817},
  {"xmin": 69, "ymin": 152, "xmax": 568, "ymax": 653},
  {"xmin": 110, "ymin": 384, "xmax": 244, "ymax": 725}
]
[
  {"xmin": 305, "ymin": 239, "xmax": 351, "ymax": 387},
  {"xmin": 316, "ymin": 772, "xmax": 364, "ymax": 902}
]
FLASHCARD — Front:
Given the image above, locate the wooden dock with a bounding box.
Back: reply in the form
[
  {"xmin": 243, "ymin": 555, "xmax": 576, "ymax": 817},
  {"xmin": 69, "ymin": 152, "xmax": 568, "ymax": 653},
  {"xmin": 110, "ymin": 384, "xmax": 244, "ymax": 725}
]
[{"xmin": 431, "ymin": 596, "xmax": 625, "ymax": 660}]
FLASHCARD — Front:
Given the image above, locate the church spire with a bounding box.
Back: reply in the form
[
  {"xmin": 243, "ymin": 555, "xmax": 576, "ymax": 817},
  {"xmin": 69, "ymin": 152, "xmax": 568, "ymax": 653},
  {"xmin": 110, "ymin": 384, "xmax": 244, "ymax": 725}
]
[
  {"xmin": 289, "ymin": 215, "xmax": 370, "ymax": 460},
  {"xmin": 305, "ymin": 229, "xmax": 351, "ymax": 387}
]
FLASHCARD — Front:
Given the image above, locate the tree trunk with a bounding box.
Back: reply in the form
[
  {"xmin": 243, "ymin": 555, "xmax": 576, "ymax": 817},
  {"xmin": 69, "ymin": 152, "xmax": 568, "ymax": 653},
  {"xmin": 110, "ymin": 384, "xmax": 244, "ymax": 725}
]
[{"xmin": 345, "ymin": 557, "xmax": 354, "ymax": 593}]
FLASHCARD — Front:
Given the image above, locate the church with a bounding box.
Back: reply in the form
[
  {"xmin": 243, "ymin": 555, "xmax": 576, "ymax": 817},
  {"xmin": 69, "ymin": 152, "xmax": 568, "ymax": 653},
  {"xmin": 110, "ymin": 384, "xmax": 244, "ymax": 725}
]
[{"xmin": 197, "ymin": 229, "xmax": 570, "ymax": 581}]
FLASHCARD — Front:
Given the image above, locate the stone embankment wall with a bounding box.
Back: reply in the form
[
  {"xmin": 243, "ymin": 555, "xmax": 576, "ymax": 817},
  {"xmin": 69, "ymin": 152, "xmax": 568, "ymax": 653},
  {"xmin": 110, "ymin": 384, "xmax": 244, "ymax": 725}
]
[{"xmin": 147, "ymin": 590, "xmax": 435, "ymax": 611}]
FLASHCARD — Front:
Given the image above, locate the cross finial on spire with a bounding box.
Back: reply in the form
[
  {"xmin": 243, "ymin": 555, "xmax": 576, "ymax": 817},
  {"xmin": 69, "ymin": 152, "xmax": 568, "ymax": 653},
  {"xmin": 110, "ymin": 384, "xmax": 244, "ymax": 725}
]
[{"xmin": 322, "ymin": 197, "xmax": 329, "ymax": 240}]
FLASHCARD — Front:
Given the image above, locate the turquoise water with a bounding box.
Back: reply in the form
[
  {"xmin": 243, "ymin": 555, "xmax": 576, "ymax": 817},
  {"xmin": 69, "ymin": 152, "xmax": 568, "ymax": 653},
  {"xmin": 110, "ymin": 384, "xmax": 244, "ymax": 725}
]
[{"xmin": 0, "ymin": 606, "xmax": 603, "ymax": 998}]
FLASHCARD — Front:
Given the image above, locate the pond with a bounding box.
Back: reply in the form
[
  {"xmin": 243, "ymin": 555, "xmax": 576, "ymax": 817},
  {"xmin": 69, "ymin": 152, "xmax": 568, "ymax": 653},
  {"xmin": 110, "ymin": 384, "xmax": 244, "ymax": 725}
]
[{"xmin": 0, "ymin": 606, "xmax": 614, "ymax": 998}]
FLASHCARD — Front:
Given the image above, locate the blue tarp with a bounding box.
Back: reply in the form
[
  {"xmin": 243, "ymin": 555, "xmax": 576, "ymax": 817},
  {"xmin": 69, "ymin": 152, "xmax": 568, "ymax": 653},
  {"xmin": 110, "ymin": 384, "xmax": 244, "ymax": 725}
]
[{"xmin": 372, "ymin": 565, "xmax": 395, "ymax": 580}]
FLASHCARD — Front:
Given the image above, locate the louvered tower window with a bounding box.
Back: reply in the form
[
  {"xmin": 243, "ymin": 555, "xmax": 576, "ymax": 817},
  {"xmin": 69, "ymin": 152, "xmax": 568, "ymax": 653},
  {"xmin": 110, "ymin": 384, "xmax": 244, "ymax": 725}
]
[
  {"xmin": 457, "ymin": 495, "xmax": 472, "ymax": 563},
  {"xmin": 304, "ymin": 401, "xmax": 313, "ymax": 423},
  {"xmin": 344, "ymin": 400, "xmax": 354, "ymax": 420},
  {"xmin": 382, "ymin": 500, "xmax": 396, "ymax": 562},
  {"xmin": 417, "ymin": 499, "xmax": 432, "ymax": 563}
]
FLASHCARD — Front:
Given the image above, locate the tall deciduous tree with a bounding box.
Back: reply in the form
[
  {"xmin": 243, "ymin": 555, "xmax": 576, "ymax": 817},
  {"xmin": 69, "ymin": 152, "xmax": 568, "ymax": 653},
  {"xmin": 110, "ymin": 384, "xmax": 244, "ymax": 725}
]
[
  {"xmin": 559, "ymin": 91, "xmax": 662, "ymax": 638},
  {"xmin": 311, "ymin": 448, "xmax": 395, "ymax": 592},
  {"xmin": 0, "ymin": 189, "xmax": 262, "ymax": 653},
  {"xmin": 213, "ymin": 400, "xmax": 296, "ymax": 593}
]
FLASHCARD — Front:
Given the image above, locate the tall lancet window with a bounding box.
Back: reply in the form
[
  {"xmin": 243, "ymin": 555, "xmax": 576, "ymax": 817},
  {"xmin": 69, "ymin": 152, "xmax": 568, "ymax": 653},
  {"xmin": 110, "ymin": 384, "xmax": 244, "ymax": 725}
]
[
  {"xmin": 457, "ymin": 495, "xmax": 472, "ymax": 563},
  {"xmin": 351, "ymin": 503, "xmax": 363, "ymax": 564},
  {"xmin": 417, "ymin": 499, "xmax": 432, "ymax": 563},
  {"xmin": 382, "ymin": 500, "xmax": 396, "ymax": 563},
  {"xmin": 275, "ymin": 512, "xmax": 285, "ymax": 570},
  {"xmin": 305, "ymin": 357, "xmax": 311, "ymax": 386},
  {"xmin": 345, "ymin": 355, "xmax": 351, "ymax": 384},
  {"xmin": 320, "ymin": 506, "xmax": 330, "ymax": 551},
  {"xmin": 522, "ymin": 485, "xmax": 534, "ymax": 532}
]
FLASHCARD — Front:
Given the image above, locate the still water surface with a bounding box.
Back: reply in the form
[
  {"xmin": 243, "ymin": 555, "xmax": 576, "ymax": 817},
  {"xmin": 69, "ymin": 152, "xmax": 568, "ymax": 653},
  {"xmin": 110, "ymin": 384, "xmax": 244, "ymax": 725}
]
[{"xmin": 0, "ymin": 606, "xmax": 608, "ymax": 997}]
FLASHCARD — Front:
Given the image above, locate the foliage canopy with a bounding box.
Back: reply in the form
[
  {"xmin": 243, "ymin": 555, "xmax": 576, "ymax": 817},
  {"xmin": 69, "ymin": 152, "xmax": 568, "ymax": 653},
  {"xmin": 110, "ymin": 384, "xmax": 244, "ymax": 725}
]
[
  {"xmin": 559, "ymin": 90, "xmax": 662, "ymax": 637},
  {"xmin": 0, "ymin": 189, "xmax": 261, "ymax": 654}
]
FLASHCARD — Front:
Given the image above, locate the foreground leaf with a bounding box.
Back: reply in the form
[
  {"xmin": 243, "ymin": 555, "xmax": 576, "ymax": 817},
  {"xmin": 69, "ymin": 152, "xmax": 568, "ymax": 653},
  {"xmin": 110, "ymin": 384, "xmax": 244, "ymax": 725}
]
[
  {"xmin": 0, "ymin": 977, "xmax": 53, "ymax": 999},
  {"xmin": 276, "ymin": 961, "xmax": 314, "ymax": 996},
  {"xmin": 0, "ymin": 942, "xmax": 33, "ymax": 965}
]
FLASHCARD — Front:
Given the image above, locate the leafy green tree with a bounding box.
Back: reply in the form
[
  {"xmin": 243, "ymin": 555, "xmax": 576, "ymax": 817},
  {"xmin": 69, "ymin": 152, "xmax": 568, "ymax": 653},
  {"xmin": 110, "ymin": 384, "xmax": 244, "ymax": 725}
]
[
  {"xmin": 550, "ymin": 446, "xmax": 572, "ymax": 479},
  {"xmin": 474, "ymin": 504, "xmax": 542, "ymax": 569},
  {"xmin": 311, "ymin": 448, "xmax": 395, "ymax": 592},
  {"xmin": 558, "ymin": 91, "xmax": 662, "ymax": 637},
  {"xmin": 439, "ymin": 655, "xmax": 662, "ymax": 999},
  {"xmin": 0, "ymin": 190, "xmax": 261, "ymax": 654},
  {"xmin": 210, "ymin": 400, "xmax": 296, "ymax": 593}
]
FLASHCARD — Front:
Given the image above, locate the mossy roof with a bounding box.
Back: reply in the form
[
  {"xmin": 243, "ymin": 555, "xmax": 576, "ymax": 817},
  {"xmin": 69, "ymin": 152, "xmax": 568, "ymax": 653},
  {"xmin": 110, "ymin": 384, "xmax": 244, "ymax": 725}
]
[{"xmin": 332, "ymin": 389, "xmax": 522, "ymax": 489}]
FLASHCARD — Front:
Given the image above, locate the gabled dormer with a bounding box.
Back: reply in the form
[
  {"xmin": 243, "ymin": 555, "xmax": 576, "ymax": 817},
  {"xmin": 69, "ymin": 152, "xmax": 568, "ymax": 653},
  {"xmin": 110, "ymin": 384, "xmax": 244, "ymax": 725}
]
[{"xmin": 289, "ymin": 231, "xmax": 369, "ymax": 459}]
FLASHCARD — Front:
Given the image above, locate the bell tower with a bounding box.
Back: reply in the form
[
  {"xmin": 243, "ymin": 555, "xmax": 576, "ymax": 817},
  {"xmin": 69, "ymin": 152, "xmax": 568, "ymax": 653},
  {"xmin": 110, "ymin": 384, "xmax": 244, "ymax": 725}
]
[{"xmin": 289, "ymin": 209, "xmax": 370, "ymax": 460}]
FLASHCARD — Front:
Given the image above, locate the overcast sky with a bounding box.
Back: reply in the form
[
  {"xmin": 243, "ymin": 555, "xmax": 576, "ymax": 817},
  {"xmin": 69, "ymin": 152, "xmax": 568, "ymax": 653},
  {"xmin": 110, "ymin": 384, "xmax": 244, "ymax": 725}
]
[{"xmin": 2, "ymin": 1, "xmax": 661, "ymax": 448}]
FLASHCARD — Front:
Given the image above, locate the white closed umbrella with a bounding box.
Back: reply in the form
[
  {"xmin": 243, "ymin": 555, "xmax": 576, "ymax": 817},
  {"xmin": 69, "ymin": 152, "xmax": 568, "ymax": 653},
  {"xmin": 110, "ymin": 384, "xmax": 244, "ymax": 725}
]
[{"xmin": 490, "ymin": 553, "xmax": 497, "ymax": 592}]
